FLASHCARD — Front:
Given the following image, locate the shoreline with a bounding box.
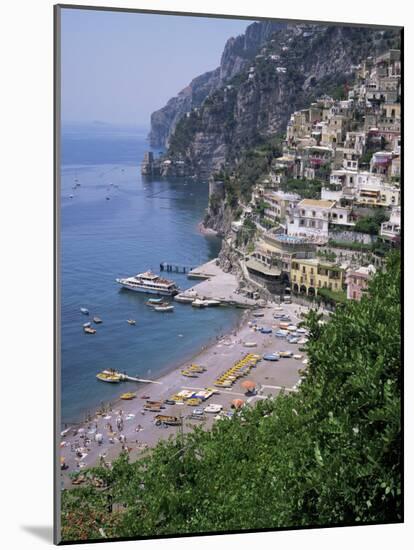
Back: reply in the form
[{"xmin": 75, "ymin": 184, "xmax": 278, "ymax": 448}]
[
  {"xmin": 61, "ymin": 307, "xmax": 247, "ymax": 429},
  {"xmin": 60, "ymin": 302, "xmax": 308, "ymax": 486},
  {"xmin": 197, "ymin": 221, "xmax": 219, "ymax": 237}
]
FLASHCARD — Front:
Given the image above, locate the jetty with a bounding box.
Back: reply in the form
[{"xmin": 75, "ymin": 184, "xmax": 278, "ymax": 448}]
[
  {"xmin": 101, "ymin": 370, "xmax": 162, "ymax": 385},
  {"xmin": 160, "ymin": 262, "xmax": 195, "ymax": 274},
  {"xmin": 175, "ymin": 259, "xmax": 258, "ymax": 308},
  {"xmin": 121, "ymin": 374, "xmax": 162, "ymax": 385}
]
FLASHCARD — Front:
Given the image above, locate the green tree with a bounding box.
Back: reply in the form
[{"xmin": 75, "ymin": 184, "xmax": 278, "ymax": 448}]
[{"xmin": 61, "ymin": 253, "xmax": 401, "ymax": 541}]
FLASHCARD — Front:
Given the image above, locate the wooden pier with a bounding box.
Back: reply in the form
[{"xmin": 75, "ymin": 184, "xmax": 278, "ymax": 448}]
[{"xmin": 160, "ymin": 262, "xmax": 195, "ymax": 274}]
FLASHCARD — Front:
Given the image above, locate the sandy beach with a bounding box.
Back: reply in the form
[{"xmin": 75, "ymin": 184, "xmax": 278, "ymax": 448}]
[{"xmin": 60, "ymin": 300, "xmax": 309, "ymax": 487}]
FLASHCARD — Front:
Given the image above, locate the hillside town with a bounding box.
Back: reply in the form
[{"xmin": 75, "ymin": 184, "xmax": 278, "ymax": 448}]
[{"xmin": 223, "ymin": 48, "xmax": 401, "ymax": 306}]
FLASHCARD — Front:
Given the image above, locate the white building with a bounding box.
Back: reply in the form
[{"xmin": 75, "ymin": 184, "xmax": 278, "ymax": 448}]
[
  {"xmin": 287, "ymin": 198, "xmax": 335, "ymax": 239},
  {"xmin": 380, "ymin": 207, "xmax": 401, "ymax": 241}
]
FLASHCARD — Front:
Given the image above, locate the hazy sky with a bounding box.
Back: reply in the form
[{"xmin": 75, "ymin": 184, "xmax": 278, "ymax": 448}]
[{"xmin": 61, "ymin": 8, "xmax": 254, "ymax": 127}]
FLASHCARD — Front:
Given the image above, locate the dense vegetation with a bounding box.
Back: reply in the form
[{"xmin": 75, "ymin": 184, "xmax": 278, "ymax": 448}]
[
  {"xmin": 354, "ymin": 210, "xmax": 389, "ymax": 235},
  {"xmin": 61, "ymin": 253, "xmax": 401, "ymax": 542},
  {"xmin": 280, "ymin": 177, "xmax": 323, "ymax": 199}
]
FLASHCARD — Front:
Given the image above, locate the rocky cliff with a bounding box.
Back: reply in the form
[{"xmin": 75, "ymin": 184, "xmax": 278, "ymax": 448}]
[
  {"xmin": 149, "ymin": 20, "xmax": 286, "ymax": 148},
  {"xmin": 164, "ymin": 24, "xmax": 400, "ymax": 181}
]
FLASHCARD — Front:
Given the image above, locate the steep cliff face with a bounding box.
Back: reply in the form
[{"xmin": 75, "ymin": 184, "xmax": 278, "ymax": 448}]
[
  {"xmin": 165, "ymin": 24, "xmax": 400, "ymax": 178},
  {"xmin": 148, "ymin": 20, "xmax": 285, "ymax": 148}
]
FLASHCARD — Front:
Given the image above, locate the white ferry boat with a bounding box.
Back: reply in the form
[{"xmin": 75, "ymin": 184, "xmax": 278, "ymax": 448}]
[{"xmin": 116, "ymin": 271, "xmax": 179, "ymax": 296}]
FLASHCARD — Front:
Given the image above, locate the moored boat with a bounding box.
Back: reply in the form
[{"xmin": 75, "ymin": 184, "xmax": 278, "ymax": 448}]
[
  {"xmin": 174, "ymin": 294, "xmax": 196, "ymax": 303},
  {"xmin": 191, "ymin": 298, "xmax": 207, "ymax": 308},
  {"xmin": 154, "ymin": 304, "xmax": 174, "ymax": 312},
  {"xmin": 204, "ymin": 299, "xmax": 221, "ymax": 307},
  {"xmin": 127, "ymin": 319, "xmax": 136, "ymax": 325},
  {"xmin": 84, "ymin": 326, "xmax": 96, "ymax": 334},
  {"xmin": 146, "ymin": 298, "xmax": 165, "ymax": 307},
  {"xmin": 93, "ymin": 316, "xmax": 102, "ymax": 324},
  {"xmin": 96, "ymin": 372, "xmax": 121, "ymax": 383},
  {"xmin": 80, "ymin": 307, "xmax": 89, "ymax": 315},
  {"xmin": 116, "ymin": 270, "xmax": 179, "ymax": 296}
]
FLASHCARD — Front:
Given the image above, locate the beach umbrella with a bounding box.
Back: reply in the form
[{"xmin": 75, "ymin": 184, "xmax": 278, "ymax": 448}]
[
  {"xmin": 241, "ymin": 380, "xmax": 256, "ymax": 391},
  {"xmin": 231, "ymin": 399, "xmax": 245, "ymax": 409}
]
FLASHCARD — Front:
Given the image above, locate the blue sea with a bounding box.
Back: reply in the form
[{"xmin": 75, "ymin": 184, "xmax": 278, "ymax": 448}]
[{"xmin": 60, "ymin": 123, "xmax": 241, "ymax": 423}]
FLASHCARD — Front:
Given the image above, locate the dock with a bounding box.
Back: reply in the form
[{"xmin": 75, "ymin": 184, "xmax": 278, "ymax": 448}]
[
  {"xmin": 160, "ymin": 262, "xmax": 195, "ymax": 274},
  {"xmin": 175, "ymin": 259, "xmax": 258, "ymax": 308},
  {"xmin": 121, "ymin": 374, "xmax": 162, "ymax": 385}
]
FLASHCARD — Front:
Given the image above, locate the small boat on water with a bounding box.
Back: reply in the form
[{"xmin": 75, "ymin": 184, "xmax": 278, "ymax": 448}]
[
  {"xmin": 83, "ymin": 322, "xmax": 91, "ymax": 328},
  {"xmin": 127, "ymin": 319, "xmax": 136, "ymax": 325},
  {"xmin": 96, "ymin": 372, "xmax": 121, "ymax": 383},
  {"xmin": 120, "ymin": 392, "xmax": 136, "ymax": 400},
  {"xmin": 146, "ymin": 298, "xmax": 168, "ymax": 307},
  {"xmin": 84, "ymin": 326, "xmax": 96, "ymax": 334},
  {"xmin": 93, "ymin": 316, "xmax": 102, "ymax": 324},
  {"xmin": 154, "ymin": 304, "xmax": 174, "ymax": 312},
  {"xmin": 252, "ymin": 311, "xmax": 265, "ymax": 318},
  {"xmin": 80, "ymin": 307, "xmax": 89, "ymax": 315}
]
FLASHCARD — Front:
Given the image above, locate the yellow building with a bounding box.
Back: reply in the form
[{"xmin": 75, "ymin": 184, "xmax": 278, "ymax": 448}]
[{"xmin": 290, "ymin": 258, "xmax": 344, "ymax": 296}]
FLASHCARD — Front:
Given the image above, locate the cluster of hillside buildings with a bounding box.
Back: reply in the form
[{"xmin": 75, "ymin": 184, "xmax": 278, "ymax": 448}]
[{"xmin": 232, "ymin": 49, "xmax": 401, "ymax": 303}]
